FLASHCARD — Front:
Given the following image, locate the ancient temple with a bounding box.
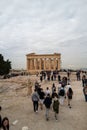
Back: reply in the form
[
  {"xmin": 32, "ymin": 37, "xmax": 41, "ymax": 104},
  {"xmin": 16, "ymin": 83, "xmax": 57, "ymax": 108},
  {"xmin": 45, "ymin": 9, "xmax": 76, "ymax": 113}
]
[{"xmin": 26, "ymin": 53, "xmax": 61, "ymax": 74}]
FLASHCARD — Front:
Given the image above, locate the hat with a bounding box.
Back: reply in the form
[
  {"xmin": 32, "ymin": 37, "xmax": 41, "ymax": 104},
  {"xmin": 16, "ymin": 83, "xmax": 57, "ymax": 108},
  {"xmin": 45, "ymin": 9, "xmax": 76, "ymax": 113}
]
[{"xmin": 22, "ymin": 126, "xmax": 29, "ymax": 130}]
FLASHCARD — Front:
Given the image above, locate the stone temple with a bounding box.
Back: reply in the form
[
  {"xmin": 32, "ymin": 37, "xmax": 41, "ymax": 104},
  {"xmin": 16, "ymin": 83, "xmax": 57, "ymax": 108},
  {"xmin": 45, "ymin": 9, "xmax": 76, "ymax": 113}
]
[{"xmin": 26, "ymin": 53, "xmax": 61, "ymax": 74}]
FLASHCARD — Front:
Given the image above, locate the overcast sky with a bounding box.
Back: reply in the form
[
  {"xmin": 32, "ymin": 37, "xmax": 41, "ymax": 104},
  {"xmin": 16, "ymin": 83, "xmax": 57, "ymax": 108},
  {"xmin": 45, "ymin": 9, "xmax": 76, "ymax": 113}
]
[{"xmin": 0, "ymin": 0, "xmax": 87, "ymax": 70}]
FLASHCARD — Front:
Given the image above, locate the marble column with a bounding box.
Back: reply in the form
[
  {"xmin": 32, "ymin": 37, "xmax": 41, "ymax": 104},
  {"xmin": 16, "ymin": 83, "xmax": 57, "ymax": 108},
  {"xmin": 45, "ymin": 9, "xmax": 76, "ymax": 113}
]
[
  {"xmin": 53, "ymin": 58, "xmax": 56, "ymax": 70},
  {"xmin": 58, "ymin": 58, "xmax": 61, "ymax": 70},
  {"xmin": 49, "ymin": 58, "xmax": 51, "ymax": 70},
  {"xmin": 30, "ymin": 59, "xmax": 32, "ymax": 70},
  {"xmin": 44, "ymin": 58, "xmax": 46, "ymax": 70},
  {"xmin": 27, "ymin": 59, "xmax": 29, "ymax": 71},
  {"xmin": 34, "ymin": 59, "xmax": 36, "ymax": 70},
  {"xmin": 30, "ymin": 59, "xmax": 34, "ymax": 70}
]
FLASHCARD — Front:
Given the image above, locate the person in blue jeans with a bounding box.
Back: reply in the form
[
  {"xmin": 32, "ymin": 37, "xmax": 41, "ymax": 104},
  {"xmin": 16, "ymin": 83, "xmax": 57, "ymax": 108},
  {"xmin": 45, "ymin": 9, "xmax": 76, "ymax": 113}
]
[{"xmin": 32, "ymin": 89, "xmax": 39, "ymax": 112}]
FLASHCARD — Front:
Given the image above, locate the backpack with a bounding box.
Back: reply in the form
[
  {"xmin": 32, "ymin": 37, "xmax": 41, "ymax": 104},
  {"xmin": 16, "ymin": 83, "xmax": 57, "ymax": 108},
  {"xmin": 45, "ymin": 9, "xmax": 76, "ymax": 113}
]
[
  {"xmin": 59, "ymin": 89, "xmax": 65, "ymax": 96},
  {"xmin": 53, "ymin": 100, "xmax": 59, "ymax": 113}
]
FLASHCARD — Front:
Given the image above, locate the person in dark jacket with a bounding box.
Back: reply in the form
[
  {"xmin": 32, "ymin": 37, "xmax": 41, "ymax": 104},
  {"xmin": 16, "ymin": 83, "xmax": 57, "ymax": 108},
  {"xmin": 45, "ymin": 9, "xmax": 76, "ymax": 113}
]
[
  {"xmin": 43, "ymin": 94, "xmax": 52, "ymax": 121},
  {"xmin": 83, "ymin": 85, "xmax": 87, "ymax": 102},
  {"xmin": 82, "ymin": 75, "xmax": 87, "ymax": 87},
  {"xmin": 39, "ymin": 88, "xmax": 45, "ymax": 110},
  {"xmin": 67, "ymin": 87, "xmax": 73, "ymax": 108}
]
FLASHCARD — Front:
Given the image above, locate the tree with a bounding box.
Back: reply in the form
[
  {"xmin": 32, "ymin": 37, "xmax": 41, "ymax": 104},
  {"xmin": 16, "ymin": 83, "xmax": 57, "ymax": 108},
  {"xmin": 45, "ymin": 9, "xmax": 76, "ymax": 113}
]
[{"xmin": 0, "ymin": 54, "xmax": 11, "ymax": 75}]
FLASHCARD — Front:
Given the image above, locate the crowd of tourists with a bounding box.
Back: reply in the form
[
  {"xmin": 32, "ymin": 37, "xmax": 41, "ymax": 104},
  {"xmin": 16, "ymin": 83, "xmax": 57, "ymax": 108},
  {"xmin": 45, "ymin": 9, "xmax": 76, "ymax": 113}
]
[
  {"xmin": 32, "ymin": 74, "xmax": 73, "ymax": 121},
  {"xmin": 0, "ymin": 70, "xmax": 87, "ymax": 130},
  {"xmin": 31, "ymin": 70, "xmax": 87, "ymax": 121}
]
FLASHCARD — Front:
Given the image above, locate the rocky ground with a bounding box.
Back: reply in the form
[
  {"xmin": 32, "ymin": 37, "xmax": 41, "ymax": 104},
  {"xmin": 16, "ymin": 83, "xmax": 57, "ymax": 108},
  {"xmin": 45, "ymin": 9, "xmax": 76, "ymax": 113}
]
[{"xmin": 0, "ymin": 72, "xmax": 87, "ymax": 130}]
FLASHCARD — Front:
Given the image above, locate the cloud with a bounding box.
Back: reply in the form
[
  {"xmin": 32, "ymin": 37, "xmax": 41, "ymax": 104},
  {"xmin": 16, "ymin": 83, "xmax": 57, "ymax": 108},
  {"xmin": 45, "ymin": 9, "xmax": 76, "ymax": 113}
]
[{"xmin": 0, "ymin": 0, "xmax": 87, "ymax": 69}]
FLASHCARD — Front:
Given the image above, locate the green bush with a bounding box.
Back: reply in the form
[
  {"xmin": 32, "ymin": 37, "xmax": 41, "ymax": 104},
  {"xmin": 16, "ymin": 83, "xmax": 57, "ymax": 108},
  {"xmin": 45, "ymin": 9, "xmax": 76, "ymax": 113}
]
[{"xmin": 0, "ymin": 54, "xmax": 11, "ymax": 75}]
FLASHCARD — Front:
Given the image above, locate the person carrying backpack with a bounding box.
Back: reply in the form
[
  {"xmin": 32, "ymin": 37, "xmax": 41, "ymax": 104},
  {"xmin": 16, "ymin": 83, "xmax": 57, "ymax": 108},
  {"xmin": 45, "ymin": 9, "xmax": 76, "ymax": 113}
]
[
  {"xmin": 58, "ymin": 87, "xmax": 65, "ymax": 105},
  {"xmin": 53, "ymin": 95, "xmax": 59, "ymax": 120}
]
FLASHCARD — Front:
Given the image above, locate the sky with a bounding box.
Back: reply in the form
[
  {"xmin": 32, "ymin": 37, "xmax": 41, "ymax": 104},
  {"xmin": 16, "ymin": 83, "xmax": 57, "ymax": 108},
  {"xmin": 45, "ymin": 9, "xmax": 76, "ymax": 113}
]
[{"xmin": 0, "ymin": 0, "xmax": 87, "ymax": 70}]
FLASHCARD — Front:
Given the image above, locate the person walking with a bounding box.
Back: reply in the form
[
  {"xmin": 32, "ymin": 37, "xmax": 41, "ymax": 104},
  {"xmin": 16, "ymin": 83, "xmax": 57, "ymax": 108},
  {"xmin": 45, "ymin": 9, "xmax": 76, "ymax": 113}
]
[
  {"xmin": 83, "ymin": 85, "xmax": 87, "ymax": 102},
  {"xmin": 82, "ymin": 75, "xmax": 87, "ymax": 87},
  {"xmin": 43, "ymin": 94, "xmax": 52, "ymax": 121},
  {"xmin": 53, "ymin": 95, "xmax": 59, "ymax": 120},
  {"xmin": 58, "ymin": 86, "xmax": 65, "ymax": 105},
  {"xmin": 67, "ymin": 87, "xmax": 73, "ymax": 108},
  {"xmin": 45, "ymin": 87, "xmax": 50, "ymax": 96},
  {"xmin": 52, "ymin": 83, "xmax": 56, "ymax": 95},
  {"xmin": 39, "ymin": 88, "xmax": 45, "ymax": 110},
  {"xmin": 58, "ymin": 74, "xmax": 61, "ymax": 82},
  {"xmin": 31, "ymin": 89, "xmax": 39, "ymax": 113}
]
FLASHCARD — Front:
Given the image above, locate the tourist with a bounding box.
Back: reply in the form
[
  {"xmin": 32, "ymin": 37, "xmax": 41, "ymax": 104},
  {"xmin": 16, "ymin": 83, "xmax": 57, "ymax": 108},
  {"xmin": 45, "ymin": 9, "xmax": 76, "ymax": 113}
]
[
  {"xmin": 52, "ymin": 89, "xmax": 58, "ymax": 99},
  {"xmin": 43, "ymin": 71, "xmax": 46, "ymax": 80},
  {"xmin": 83, "ymin": 85, "xmax": 87, "ymax": 102},
  {"xmin": 82, "ymin": 75, "xmax": 87, "ymax": 87},
  {"xmin": 76, "ymin": 71, "xmax": 81, "ymax": 81},
  {"xmin": 57, "ymin": 74, "xmax": 61, "ymax": 82},
  {"xmin": 1, "ymin": 117, "xmax": 9, "ymax": 130},
  {"xmin": 65, "ymin": 83, "xmax": 72, "ymax": 94},
  {"xmin": 36, "ymin": 85, "xmax": 42, "ymax": 96},
  {"xmin": 67, "ymin": 71, "xmax": 71, "ymax": 82},
  {"xmin": 45, "ymin": 87, "xmax": 50, "ymax": 96},
  {"xmin": 51, "ymin": 74, "xmax": 53, "ymax": 81},
  {"xmin": 40, "ymin": 75, "xmax": 43, "ymax": 82},
  {"xmin": 47, "ymin": 74, "xmax": 50, "ymax": 81},
  {"xmin": 52, "ymin": 83, "xmax": 56, "ymax": 94},
  {"xmin": 67, "ymin": 87, "xmax": 73, "ymax": 108},
  {"xmin": 34, "ymin": 81, "xmax": 39, "ymax": 91},
  {"xmin": 53, "ymin": 95, "xmax": 60, "ymax": 120},
  {"xmin": 31, "ymin": 89, "xmax": 39, "ymax": 112},
  {"xmin": 43, "ymin": 94, "xmax": 52, "ymax": 121},
  {"xmin": 62, "ymin": 76, "xmax": 68, "ymax": 87},
  {"xmin": 58, "ymin": 86, "xmax": 65, "ymax": 105},
  {"xmin": 58, "ymin": 81, "xmax": 62, "ymax": 93},
  {"xmin": 39, "ymin": 88, "xmax": 45, "ymax": 110}
]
